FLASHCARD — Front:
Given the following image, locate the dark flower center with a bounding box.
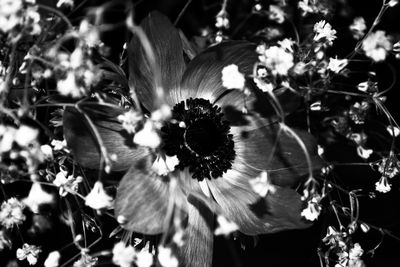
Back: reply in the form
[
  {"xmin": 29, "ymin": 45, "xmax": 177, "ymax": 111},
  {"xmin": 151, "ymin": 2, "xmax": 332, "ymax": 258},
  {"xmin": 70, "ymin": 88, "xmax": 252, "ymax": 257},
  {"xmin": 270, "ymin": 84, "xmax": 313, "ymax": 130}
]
[{"xmin": 161, "ymin": 98, "xmax": 235, "ymax": 181}]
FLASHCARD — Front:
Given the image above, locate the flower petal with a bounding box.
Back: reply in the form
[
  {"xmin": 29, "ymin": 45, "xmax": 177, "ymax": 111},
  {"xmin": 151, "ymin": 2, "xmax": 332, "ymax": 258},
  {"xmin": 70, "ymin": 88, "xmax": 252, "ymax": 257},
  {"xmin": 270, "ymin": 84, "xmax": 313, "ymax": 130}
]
[
  {"xmin": 63, "ymin": 105, "xmax": 149, "ymax": 172},
  {"xmin": 176, "ymin": 171, "xmax": 214, "ymax": 267},
  {"xmin": 128, "ymin": 11, "xmax": 186, "ymax": 111},
  {"xmin": 114, "ymin": 156, "xmax": 185, "ymax": 234},
  {"xmin": 178, "ymin": 41, "xmax": 258, "ymax": 103},
  {"xmin": 216, "ymin": 90, "xmax": 323, "ymax": 187},
  {"xmin": 206, "ymin": 173, "xmax": 309, "ymax": 235}
]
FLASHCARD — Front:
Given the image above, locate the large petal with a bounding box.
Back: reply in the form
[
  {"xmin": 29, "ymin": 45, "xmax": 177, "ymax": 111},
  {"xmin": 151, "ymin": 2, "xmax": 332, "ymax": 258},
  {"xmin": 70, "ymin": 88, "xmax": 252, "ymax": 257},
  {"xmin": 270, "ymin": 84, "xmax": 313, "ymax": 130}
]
[
  {"xmin": 128, "ymin": 11, "xmax": 186, "ymax": 111},
  {"xmin": 63, "ymin": 104, "xmax": 149, "ymax": 172},
  {"xmin": 216, "ymin": 90, "xmax": 323, "ymax": 188},
  {"xmin": 114, "ymin": 156, "xmax": 186, "ymax": 234},
  {"xmin": 206, "ymin": 171, "xmax": 309, "ymax": 235},
  {"xmin": 175, "ymin": 170, "xmax": 214, "ymax": 267},
  {"xmin": 178, "ymin": 41, "xmax": 258, "ymax": 103}
]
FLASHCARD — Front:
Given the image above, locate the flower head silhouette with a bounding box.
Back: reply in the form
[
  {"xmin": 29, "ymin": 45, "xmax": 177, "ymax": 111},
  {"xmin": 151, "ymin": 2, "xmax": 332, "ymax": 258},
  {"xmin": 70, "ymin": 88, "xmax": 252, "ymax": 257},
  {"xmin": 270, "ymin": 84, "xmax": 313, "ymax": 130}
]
[{"xmin": 63, "ymin": 11, "xmax": 322, "ymax": 267}]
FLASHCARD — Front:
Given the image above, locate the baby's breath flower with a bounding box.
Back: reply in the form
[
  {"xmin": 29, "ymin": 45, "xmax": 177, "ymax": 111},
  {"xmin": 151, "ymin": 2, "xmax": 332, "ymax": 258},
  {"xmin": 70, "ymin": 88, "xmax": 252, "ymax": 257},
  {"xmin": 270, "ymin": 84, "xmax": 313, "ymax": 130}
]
[
  {"xmin": 118, "ymin": 110, "xmax": 142, "ymax": 134},
  {"xmin": 0, "ymin": 125, "xmax": 16, "ymax": 153},
  {"xmin": 313, "ymin": 20, "xmax": 337, "ymax": 44},
  {"xmin": 73, "ymin": 253, "xmax": 97, "ymax": 267},
  {"xmin": 268, "ymin": 5, "xmax": 285, "ymax": 24},
  {"xmin": 350, "ymin": 17, "xmax": 367, "ymax": 40},
  {"xmin": 85, "ymin": 181, "xmax": 114, "ymax": 210},
  {"xmin": 112, "ymin": 242, "xmax": 135, "ymax": 267},
  {"xmin": 44, "ymin": 251, "xmax": 61, "ymax": 267},
  {"xmin": 221, "ymin": 64, "xmax": 246, "ymax": 90},
  {"xmin": 357, "ymin": 146, "xmax": 373, "ymax": 159},
  {"xmin": 51, "ymin": 139, "xmax": 67, "ymax": 151},
  {"xmin": 277, "ymin": 38, "xmax": 294, "ymax": 53},
  {"xmin": 158, "ymin": 246, "xmax": 178, "ymax": 267},
  {"xmin": 386, "ymin": 125, "xmax": 400, "ymax": 137},
  {"xmin": 53, "ymin": 170, "xmax": 83, "ymax": 196},
  {"xmin": 375, "ymin": 176, "xmax": 391, "ymax": 193},
  {"xmin": 249, "ymin": 171, "xmax": 276, "ymax": 197},
  {"xmin": 0, "ymin": 198, "xmax": 26, "ymax": 229},
  {"xmin": 327, "ymin": 57, "xmax": 348, "ymax": 74},
  {"xmin": 40, "ymin": 144, "xmax": 53, "ymax": 159},
  {"xmin": 214, "ymin": 215, "xmax": 239, "ymax": 236},
  {"xmin": 262, "ymin": 46, "xmax": 294, "ymax": 75},
  {"xmin": 56, "ymin": 0, "xmax": 74, "ymax": 8},
  {"xmin": 79, "ymin": 20, "xmax": 101, "ymax": 47},
  {"xmin": 301, "ymin": 195, "xmax": 321, "ymax": 221},
  {"xmin": 152, "ymin": 153, "xmax": 179, "ymax": 176},
  {"xmin": 15, "ymin": 125, "xmax": 39, "ymax": 147},
  {"xmin": 362, "ymin": 31, "xmax": 392, "ymax": 62},
  {"xmin": 0, "ymin": 0, "xmax": 22, "ymax": 32},
  {"xmin": 16, "ymin": 243, "xmax": 41, "ymax": 265},
  {"xmin": 215, "ymin": 10, "xmax": 229, "ymax": 29},
  {"xmin": 377, "ymin": 156, "xmax": 400, "ymax": 178}
]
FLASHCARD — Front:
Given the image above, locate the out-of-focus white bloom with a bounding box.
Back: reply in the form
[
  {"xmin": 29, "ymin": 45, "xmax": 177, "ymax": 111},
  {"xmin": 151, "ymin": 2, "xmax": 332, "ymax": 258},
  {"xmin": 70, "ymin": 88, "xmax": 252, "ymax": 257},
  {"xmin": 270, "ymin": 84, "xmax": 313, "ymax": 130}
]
[
  {"xmin": 15, "ymin": 125, "xmax": 38, "ymax": 147},
  {"xmin": 249, "ymin": 171, "xmax": 276, "ymax": 197},
  {"xmin": 44, "ymin": 251, "xmax": 61, "ymax": 267},
  {"xmin": 313, "ymin": 20, "xmax": 337, "ymax": 44},
  {"xmin": 53, "ymin": 170, "xmax": 83, "ymax": 196},
  {"xmin": 85, "ymin": 181, "xmax": 113, "ymax": 210},
  {"xmin": 263, "ymin": 46, "xmax": 294, "ymax": 75},
  {"xmin": 214, "ymin": 215, "xmax": 239, "ymax": 236},
  {"xmin": 362, "ymin": 31, "xmax": 392, "ymax": 62},
  {"xmin": 23, "ymin": 183, "xmax": 55, "ymax": 213},
  {"xmin": 135, "ymin": 249, "xmax": 154, "ymax": 267},
  {"xmin": 298, "ymin": 0, "xmax": 329, "ymax": 16},
  {"xmin": 0, "ymin": 198, "xmax": 26, "ymax": 229},
  {"xmin": 0, "ymin": 229, "xmax": 11, "ymax": 250},
  {"xmin": 277, "ymin": 38, "xmax": 294, "ymax": 53},
  {"xmin": 0, "ymin": 125, "xmax": 16, "ymax": 153},
  {"xmin": 350, "ymin": 17, "xmax": 367, "ymax": 39},
  {"xmin": 79, "ymin": 20, "xmax": 101, "ymax": 47},
  {"xmin": 327, "ymin": 58, "xmax": 348, "ymax": 74},
  {"xmin": 357, "ymin": 81, "xmax": 368, "ymax": 92},
  {"xmin": 301, "ymin": 195, "xmax": 321, "ymax": 221},
  {"xmin": 387, "ymin": 125, "xmax": 400, "ymax": 137},
  {"xmin": 349, "ymin": 243, "xmax": 364, "ymax": 259},
  {"xmin": 40, "ymin": 145, "xmax": 53, "ymax": 159},
  {"xmin": 25, "ymin": 7, "xmax": 41, "ymax": 35},
  {"xmin": 134, "ymin": 120, "xmax": 161, "ymax": 149},
  {"xmin": 222, "ymin": 64, "xmax": 246, "ymax": 90},
  {"xmin": 112, "ymin": 242, "xmax": 135, "ymax": 267},
  {"xmin": 56, "ymin": 0, "xmax": 74, "ymax": 8},
  {"xmin": 356, "ymin": 146, "xmax": 373, "ymax": 159},
  {"xmin": 73, "ymin": 253, "xmax": 97, "ymax": 267},
  {"xmin": 375, "ymin": 176, "xmax": 391, "ymax": 193},
  {"xmin": 118, "ymin": 110, "xmax": 142, "ymax": 134},
  {"xmin": 253, "ymin": 78, "xmax": 273, "ymax": 93},
  {"xmin": 151, "ymin": 104, "xmax": 172, "ymax": 123},
  {"xmin": 51, "ymin": 139, "xmax": 67, "ymax": 151},
  {"xmin": 388, "ymin": 0, "xmax": 399, "ymax": 7},
  {"xmin": 0, "ymin": 0, "xmax": 22, "ymax": 32},
  {"xmin": 16, "ymin": 243, "xmax": 41, "ymax": 265},
  {"xmin": 215, "ymin": 11, "xmax": 229, "ymax": 29},
  {"xmin": 268, "ymin": 5, "xmax": 285, "ymax": 24},
  {"xmin": 158, "ymin": 246, "xmax": 178, "ymax": 267},
  {"xmin": 57, "ymin": 71, "xmax": 83, "ymax": 98},
  {"xmin": 152, "ymin": 153, "xmax": 179, "ymax": 176}
]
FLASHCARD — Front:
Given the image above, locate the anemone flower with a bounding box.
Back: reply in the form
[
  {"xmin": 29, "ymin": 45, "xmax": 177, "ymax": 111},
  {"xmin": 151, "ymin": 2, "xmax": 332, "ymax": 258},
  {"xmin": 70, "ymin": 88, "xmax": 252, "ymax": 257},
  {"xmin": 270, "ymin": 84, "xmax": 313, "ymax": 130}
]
[{"xmin": 63, "ymin": 11, "xmax": 322, "ymax": 267}]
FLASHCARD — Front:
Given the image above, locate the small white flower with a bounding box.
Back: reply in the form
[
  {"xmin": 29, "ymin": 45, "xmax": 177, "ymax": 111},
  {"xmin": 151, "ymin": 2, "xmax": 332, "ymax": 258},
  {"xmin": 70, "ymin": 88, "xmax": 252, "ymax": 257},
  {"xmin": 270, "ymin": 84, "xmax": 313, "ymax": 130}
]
[
  {"xmin": 362, "ymin": 31, "xmax": 392, "ymax": 62},
  {"xmin": 277, "ymin": 38, "xmax": 294, "ymax": 52},
  {"xmin": 222, "ymin": 64, "xmax": 246, "ymax": 90},
  {"xmin": 215, "ymin": 11, "xmax": 230, "ymax": 29},
  {"xmin": 350, "ymin": 17, "xmax": 367, "ymax": 39},
  {"xmin": 0, "ymin": 125, "xmax": 16, "ymax": 153},
  {"xmin": 313, "ymin": 20, "xmax": 337, "ymax": 44},
  {"xmin": 388, "ymin": 0, "xmax": 399, "ymax": 7},
  {"xmin": 57, "ymin": 71, "xmax": 83, "ymax": 98},
  {"xmin": 15, "ymin": 125, "xmax": 39, "ymax": 147},
  {"xmin": 23, "ymin": 183, "xmax": 55, "ymax": 213},
  {"xmin": 375, "ymin": 176, "xmax": 391, "ymax": 193},
  {"xmin": 40, "ymin": 145, "xmax": 53, "ymax": 159},
  {"xmin": 301, "ymin": 196, "xmax": 321, "ymax": 221},
  {"xmin": 79, "ymin": 20, "xmax": 101, "ymax": 47},
  {"xmin": 152, "ymin": 153, "xmax": 179, "ymax": 176},
  {"xmin": 386, "ymin": 125, "xmax": 400, "ymax": 137},
  {"xmin": 327, "ymin": 57, "xmax": 348, "ymax": 74},
  {"xmin": 253, "ymin": 78, "xmax": 273, "ymax": 93},
  {"xmin": 151, "ymin": 104, "xmax": 172, "ymax": 122},
  {"xmin": 44, "ymin": 251, "xmax": 61, "ymax": 267},
  {"xmin": 263, "ymin": 46, "xmax": 294, "ymax": 75},
  {"xmin": 249, "ymin": 171, "xmax": 276, "ymax": 197},
  {"xmin": 135, "ymin": 249, "xmax": 154, "ymax": 267},
  {"xmin": 268, "ymin": 5, "xmax": 285, "ymax": 24},
  {"xmin": 118, "ymin": 110, "xmax": 142, "ymax": 134},
  {"xmin": 356, "ymin": 146, "xmax": 373, "ymax": 159},
  {"xmin": 85, "ymin": 181, "xmax": 114, "ymax": 210},
  {"xmin": 134, "ymin": 120, "xmax": 161, "ymax": 149},
  {"xmin": 53, "ymin": 171, "xmax": 82, "ymax": 197},
  {"xmin": 112, "ymin": 242, "xmax": 135, "ymax": 267},
  {"xmin": 0, "ymin": 198, "xmax": 26, "ymax": 229},
  {"xmin": 214, "ymin": 215, "xmax": 239, "ymax": 236},
  {"xmin": 158, "ymin": 246, "xmax": 178, "ymax": 267},
  {"xmin": 357, "ymin": 81, "xmax": 369, "ymax": 92},
  {"xmin": 51, "ymin": 139, "xmax": 67, "ymax": 151},
  {"xmin": 16, "ymin": 243, "xmax": 41, "ymax": 265}
]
